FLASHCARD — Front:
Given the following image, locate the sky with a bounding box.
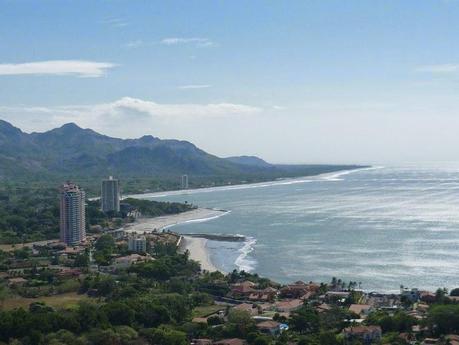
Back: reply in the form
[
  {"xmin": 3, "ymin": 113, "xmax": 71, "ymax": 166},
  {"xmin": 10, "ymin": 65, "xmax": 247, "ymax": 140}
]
[{"xmin": 1, "ymin": 0, "xmax": 459, "ymax": 164}]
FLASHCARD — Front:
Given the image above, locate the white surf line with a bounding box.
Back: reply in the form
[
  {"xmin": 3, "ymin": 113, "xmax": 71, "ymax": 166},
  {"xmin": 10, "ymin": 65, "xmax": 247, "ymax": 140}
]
[
  {"xmin": 320, "ymin": 166, "xmax": 384, "ymax": 181},
  {"xmin": 161, "ymin": 210, "xmax": 231, "ymax": 231},
  {"xmin": 128, "ymin": 166, "xmax": 379, "ymax": 200},
  {"xmin": 234, "ymin": 236, "xmax": 257, "ymax": 272}
]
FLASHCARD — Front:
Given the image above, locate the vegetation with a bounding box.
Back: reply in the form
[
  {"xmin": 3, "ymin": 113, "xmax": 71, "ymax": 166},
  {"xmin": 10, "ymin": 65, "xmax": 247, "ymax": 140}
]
[
  {"xmin": 122, "ymin": 198, "xmax": 195, "ymax": 217},
  {"xmin": 0, "ymin": 235, "xmax": 457, "ymax": 345},
  {"xmin": 0, "ymin": 121, "xmax": 365, "ymax": 195},
  {"xmin": 0, "ymin": 189, "xmax": 193, "ymax": 244}
]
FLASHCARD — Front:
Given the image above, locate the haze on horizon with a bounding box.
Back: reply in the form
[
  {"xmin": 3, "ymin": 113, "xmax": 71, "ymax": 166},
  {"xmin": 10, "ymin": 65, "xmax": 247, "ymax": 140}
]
[{"xmin": 1, "ymin": 1, "xmax": 459, "ymax": 165}]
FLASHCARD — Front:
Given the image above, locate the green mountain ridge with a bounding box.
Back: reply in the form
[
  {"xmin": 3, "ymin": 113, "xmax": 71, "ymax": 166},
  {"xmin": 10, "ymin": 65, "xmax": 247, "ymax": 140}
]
[{"xmin": 0, "ymin": 119, "xmax": 364, "ymax": 184}]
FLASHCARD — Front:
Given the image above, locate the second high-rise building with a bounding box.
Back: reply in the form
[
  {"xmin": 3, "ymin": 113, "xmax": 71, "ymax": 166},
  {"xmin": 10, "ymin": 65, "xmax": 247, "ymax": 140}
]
[{"xmin": 101, "ymin": 176, "xmax": 120, "ymax": 213}]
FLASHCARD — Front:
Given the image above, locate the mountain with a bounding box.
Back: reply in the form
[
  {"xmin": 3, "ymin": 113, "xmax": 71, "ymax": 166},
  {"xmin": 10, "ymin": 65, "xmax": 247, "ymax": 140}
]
[
  {"xmin": 225, "ymin": 155, "xmax": 272, "ymax": 167},
  {"xmin": 0, "ymin": 120, "xmax": 364, "ymax": 184}
]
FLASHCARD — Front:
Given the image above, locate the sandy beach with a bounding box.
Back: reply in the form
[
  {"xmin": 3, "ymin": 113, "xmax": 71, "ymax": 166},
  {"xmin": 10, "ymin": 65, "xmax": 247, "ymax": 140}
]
[
  {"xmin": 124, "ymin": 207, "xmax": 228, "ymax": 234},
  {"xmin": 179, "ymin": 236, "xmax": 219, "ymax": 272},
  {"xmin": 124, "ymin": 208, "xmax": 227, "ymax": 272}
]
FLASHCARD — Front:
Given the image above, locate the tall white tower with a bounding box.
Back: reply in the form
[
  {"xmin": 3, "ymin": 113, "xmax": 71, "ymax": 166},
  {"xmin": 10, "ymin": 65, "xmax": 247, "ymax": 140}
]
[
  {"xmin": 60, "ymin": 182, "xmax": 86, "ymax": 245},
  {"xmin": 181, "ymin": 174, "xmax": 189, "ymax": 189}
]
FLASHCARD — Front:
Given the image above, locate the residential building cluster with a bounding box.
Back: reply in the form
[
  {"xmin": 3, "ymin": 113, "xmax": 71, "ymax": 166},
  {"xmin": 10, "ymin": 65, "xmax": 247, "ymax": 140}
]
[{"xmin": 59, "ymin": 176, "xmax": 121, "ymax": 246}]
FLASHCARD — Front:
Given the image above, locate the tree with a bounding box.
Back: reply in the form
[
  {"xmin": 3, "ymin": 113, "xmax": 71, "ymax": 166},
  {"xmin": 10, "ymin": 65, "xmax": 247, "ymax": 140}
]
[
  {"xmin": 85, "ymin": 328, "xmax": 121, "ymax": 345},
  {"xmin": 291, "ymin": 306, "xmax": 320, "ymax": 334},
  {"xmin": 76, "ymin": 301, "xmax": 108, "ymax": 331},
  {"xmin": 46, "ymin": 330, "xmax": 85, "ymax": 345},
  {"xmin": 226, "ymin": 310, "xmax": 255, "ymax": 338},
  {"xmin": 319, "ymin": 331, "xmax": 340, "ymax": 345},
  {"xmin": 95, "ymin": 234, "xmax": 116, "ymax": 252},
  {"xmin": 366, "ymin": 311, "xmax": 415, "ymax": 333},
  {"xmin": 74, "ymin": 253, "xmax": 89, "ymax": 268},
  {"xmin": 141, "ymin": 327, "xmax": 187, "ymax": 345},
  {"xmin": 428, "ymin": 304, "xmax": 459, "ymax": 335},
  {"xmin": 95, "ymin": 276, "xmax": 116, "ymax": 297},
  {"xmin": 102, "ymin": 302, "xmax": 135, "ymax": 326},
  {"xmin": 253, "ymin": 336, "xmax": 271, "ymax": 345},
  {"xmin": 436, "ymin": 288, "xmax": 449, "ymax": 304}
]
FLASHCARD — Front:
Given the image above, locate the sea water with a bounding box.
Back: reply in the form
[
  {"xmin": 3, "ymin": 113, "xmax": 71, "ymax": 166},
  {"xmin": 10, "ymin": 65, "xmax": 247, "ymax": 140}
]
[{"xmin": 142, "ymin": 164, "xmax": 459, "ymax": 292}]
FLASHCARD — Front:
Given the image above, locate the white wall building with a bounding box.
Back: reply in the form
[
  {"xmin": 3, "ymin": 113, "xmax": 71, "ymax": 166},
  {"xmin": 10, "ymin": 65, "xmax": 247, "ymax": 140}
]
[
  {"xmin": 181, "ymin": 174, "xmax": 189, "ymax": 189},
  {"xmin": 128, "ymin": 235, "xmax": 147, "ymax": 253}
]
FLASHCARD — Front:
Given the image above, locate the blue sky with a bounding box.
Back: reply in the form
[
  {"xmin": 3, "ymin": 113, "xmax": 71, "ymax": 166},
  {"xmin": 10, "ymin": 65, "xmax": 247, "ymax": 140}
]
[{"xmin": 1, "ymin": 1, "xmax": 459, "ymax": 164}]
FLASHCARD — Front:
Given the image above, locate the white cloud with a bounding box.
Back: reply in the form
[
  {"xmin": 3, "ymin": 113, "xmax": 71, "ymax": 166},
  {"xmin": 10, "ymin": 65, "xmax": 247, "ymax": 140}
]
[
  {"xmin": 93, "ymin": 97, "xmax": 261, "ymax": 118},
  {"xmin": 160, "ymin": 37, "xmax": 215, "ymax": 47},
  {"xmin": 123, "ymin": 40, "xmax": 144, "ymax": 49},
  {"xmin": 101, "ymin": 18, "xmax": 128, "ymax": 28},
  {"xmin": 416, "ymin": 64, "xmax": 459, "ymax": 73},
  {"xmin": 0, "ymin": 97, "xmax": 262, "ymax": 135},
  {"xmin": 178, "ymin": 84, "xmax": 212, "ymax": 89},
  {"xmin": 0, "ymin": 60, "xmax": 118, "ymax": 78}
]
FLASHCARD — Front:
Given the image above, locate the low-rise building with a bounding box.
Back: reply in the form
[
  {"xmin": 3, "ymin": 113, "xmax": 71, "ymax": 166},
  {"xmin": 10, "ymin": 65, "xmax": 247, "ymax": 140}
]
[
  {"xmin": 113, "ymin": 254, "xmax": 152, "ymax": 268},
  {"xmin": 446, "ymin": 335, "xmax": 459, "ymax": 345},
  {"xmin": 231, "ymin": 281, "xmax": 256, "ymax": 296},
  {"xmin": 280, "ymin": 281, "xmax": 314, "ymax": 298},
  {"xmin": 401, "ymin": 288, "xmax": 420, "ymax": 302},
  {"xmin": 128, "ymin": 235, "xmax": 147, "ymax": 253},
  {"xmin": 419, "ymin": 291, "xmax": 436, "ymax": 303},
  {"xmin": 316, "ymin": 303, "xmax": 332, "ymax": 313},
  {"xmin": 326, "ymin": 291, "xmax": 350, "ymax": 302},
  {"xmin": 233, "ymin": 303, "xmax": 259, "ymax": 315},
  {"xmin": 422, "ymin": 338, "xmax": 440, "ymax": 345},
  {"xmin": 275, "ymin": 299, "xmax": 303, "ymax": 313},
  {"xmin": 348, "ymin": 304, "xmax": 373, "ymax": 318},
  {"xmin": 248, "ymin": 287, "xmax": 278, "ymax": 301},
  {"xmin": 7, "ymin": 277, "xmax": 27, "ymax": 287},
  {"xmin": 256, "ymin": 320, "xmax": 283, "ymax": 336},
  {"xmin": 343, "ymin": 325, "xmax": 382, "ymax": 345},
  {"xmin": 191, "ymin": 339, "xmax": 213, "ymax": 345},
  {"xmin": 214, "ymin": 339, "xmax": 247, "ymax": 345}
]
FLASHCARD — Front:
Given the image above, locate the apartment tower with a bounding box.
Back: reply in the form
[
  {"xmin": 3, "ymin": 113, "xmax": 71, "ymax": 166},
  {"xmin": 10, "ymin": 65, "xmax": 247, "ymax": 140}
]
[
  {"xmin": 60, "ymin": 182, "xmax": 86, "ymax": 245},
  {"xmin": 101, "ymin": 176, "xmax": 120, "ymax": 213},
  {"xmin": 181, "ymin": 174, "xmax": 189, "ymax": 189}
]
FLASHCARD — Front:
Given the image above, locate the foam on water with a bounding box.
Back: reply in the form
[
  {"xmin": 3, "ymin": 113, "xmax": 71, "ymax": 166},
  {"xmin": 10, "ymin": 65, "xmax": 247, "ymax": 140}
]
[{"xmin": 234, "ymin": 237, "xmax": 257, "ymax": 272}]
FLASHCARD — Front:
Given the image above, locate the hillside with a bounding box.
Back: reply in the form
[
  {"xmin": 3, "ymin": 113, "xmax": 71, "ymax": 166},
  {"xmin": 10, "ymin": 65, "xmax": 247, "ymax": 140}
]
[{"xmin": 0, "ymin": 119, "xmax": 364, "ymax": 189}]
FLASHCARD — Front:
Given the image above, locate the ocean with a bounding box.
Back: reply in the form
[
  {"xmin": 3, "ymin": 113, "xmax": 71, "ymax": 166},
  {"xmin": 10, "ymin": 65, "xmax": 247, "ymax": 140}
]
[{"xmin": 141, "ymin": 165, "xmax": 459, "ymax": 292}]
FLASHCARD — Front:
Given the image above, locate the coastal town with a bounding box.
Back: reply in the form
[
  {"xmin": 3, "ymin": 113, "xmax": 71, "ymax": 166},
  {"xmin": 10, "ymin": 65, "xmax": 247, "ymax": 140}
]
[{"xmin": 0, "ymin": 177, "xmax": 457, "ymax": 345}]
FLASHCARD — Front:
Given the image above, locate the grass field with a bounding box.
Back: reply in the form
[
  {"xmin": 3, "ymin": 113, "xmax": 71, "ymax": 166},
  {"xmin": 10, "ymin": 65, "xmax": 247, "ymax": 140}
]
[
  {"xmin": 192, "ymin": 304, "xmax": 225, "ymax": 318},
  {"xmin": 1, "ymin": 292, "xmax": 89, "ymax": 310}
]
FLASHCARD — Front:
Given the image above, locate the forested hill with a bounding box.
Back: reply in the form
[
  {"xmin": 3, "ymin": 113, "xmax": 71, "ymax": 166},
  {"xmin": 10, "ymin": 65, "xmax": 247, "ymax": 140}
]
[{"xmin": 0, "ymin": 120, "xmax": 365, "ymax": 186}]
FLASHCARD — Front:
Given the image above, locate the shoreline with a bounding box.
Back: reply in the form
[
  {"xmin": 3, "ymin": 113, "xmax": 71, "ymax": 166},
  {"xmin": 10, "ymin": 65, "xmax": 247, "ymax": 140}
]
[
  {"xmin": 179, "ymin": 235, "xmax": 220, "ymax": 272},
  {"xmin": 124, "ymin": 208, "xmax": 230, "ymax": 273},
  {"xmin": 124, "ymin": 166, "xmax": 374, "ymax": 200},
  {"xmin": 123, "ymin": 207, "xmax": 229, "ymax": 234}
]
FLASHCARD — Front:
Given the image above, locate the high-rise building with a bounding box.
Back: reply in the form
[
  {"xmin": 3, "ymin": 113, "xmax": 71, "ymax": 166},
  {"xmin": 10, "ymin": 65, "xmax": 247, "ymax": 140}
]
[
  {"xmin": 60, "ymin": 182, "xmax": 86, "ymax": 245},
  {"xmin": 101, "ymin": 176, "xmax": 120, "ymax": 213},
  {"xmin": 128, "ymin": 235, "xmax": 147, "ymax": 253},
  {"xmin": 181, "ymin": 174, "xmax": 189, "ymax": 189}
]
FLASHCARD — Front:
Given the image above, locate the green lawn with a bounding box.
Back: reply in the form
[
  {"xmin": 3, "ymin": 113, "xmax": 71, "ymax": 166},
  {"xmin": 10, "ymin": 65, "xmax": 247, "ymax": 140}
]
[
  {"xmin": 192, "ymin": 304, "xmax": 225, "ymax": 318},
  {"xmin": 1, "ymin": 292, "xmax": 89, "ymax": 310}
]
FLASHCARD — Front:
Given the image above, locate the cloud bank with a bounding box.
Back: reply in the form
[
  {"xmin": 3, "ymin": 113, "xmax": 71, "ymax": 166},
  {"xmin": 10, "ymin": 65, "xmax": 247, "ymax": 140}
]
[
  {"xmin": 0, "ymin": 97, "xmax": 262, "ymax": 137},
  {"xmin": 178, "ymin": 84, "xmax": 212, "ymax": 89},
  {"xmin": 160, "ymin": 37, "xmax": 215, "ymax": 47},
  {"xmin": 416, "ymin": 63, "xmax": 459, "ymax": 73},
  {"xmin": 0, "ymin": 60, "xmax": 117, "ymax": 78}
]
